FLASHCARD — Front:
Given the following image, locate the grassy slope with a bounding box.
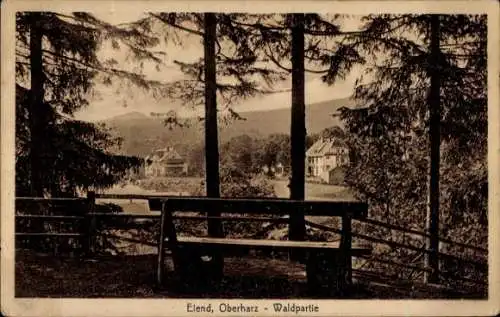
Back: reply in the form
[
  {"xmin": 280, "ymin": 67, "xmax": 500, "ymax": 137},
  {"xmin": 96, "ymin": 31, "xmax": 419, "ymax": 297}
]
[{"xmin": 272, "ymin": 179, "xmax": 355, "ymax": 200}]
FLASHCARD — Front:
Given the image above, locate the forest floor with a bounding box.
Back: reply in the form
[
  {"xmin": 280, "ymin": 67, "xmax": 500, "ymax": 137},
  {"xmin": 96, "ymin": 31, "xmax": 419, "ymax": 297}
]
[{"xmin": 15, "ymin": 250, "xmax": 474, "ymax": 299}]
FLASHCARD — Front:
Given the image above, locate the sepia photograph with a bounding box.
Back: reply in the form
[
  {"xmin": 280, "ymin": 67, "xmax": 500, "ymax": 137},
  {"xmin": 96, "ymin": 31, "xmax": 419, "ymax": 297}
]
[{"xmin": 1, "ymin": 0, "xmax": 499, "ymax": 316}]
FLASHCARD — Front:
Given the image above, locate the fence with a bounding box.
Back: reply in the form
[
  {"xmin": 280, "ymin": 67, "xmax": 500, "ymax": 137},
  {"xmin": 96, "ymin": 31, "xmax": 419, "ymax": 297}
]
[
  {"xmin": 305, "ymin": 219, "xmax": 487, "ymax": 296},
  {"xmin": 15, "ymin": 193, "xmax": 487, "ymax": 296},
  {"xmin": 15, "ymin": 193, "xmax": 160, "ymax": 255}
]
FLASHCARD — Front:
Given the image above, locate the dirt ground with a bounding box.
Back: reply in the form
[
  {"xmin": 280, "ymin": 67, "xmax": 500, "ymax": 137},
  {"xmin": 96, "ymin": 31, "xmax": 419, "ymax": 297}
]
[
  {"xmin": 15, "ymin": 250, "xmax": 477, "ymax": 299},
  {"xmin": 15, "ymin": 250, "xmax": 313, "ymax": 298}
]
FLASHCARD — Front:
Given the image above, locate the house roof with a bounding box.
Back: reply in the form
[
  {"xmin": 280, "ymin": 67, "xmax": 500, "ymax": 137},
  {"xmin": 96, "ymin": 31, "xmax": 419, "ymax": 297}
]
[
  {"xmin": 306, "ymin": 137, "xmax": 347, "ymax": 157},
  {"xmin": 146, "ymin": 147, "xmax": 185, "ymax": 164}
]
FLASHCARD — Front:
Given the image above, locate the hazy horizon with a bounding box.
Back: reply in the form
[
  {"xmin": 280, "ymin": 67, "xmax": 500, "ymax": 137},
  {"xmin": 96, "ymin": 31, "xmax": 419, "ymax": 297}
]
[{"xmin": 87, "ymin": 93, "xmax": 354, "ymax": 123}]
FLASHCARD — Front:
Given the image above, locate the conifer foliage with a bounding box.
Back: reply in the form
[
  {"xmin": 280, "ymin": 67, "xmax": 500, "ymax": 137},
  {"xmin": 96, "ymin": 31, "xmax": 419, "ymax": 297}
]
[
  {"xmin": 15, "ymin": 12, "xmax": 164, "ymax": 196},
  {"xmin": 335, "ymin": 14, "xmax": 487, "ymax": 286}
]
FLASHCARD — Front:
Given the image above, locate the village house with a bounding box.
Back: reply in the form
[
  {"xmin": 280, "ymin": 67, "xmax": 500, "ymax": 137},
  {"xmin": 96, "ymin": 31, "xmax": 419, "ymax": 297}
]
[
  {"xmin": 306, "ymin": 137, "xmax": 349, "ymax": 184},
  {"xmin": 261, "ymin": 162, "xmax": 286, "ymax": 177},
  {"xmin": 145, "ymin": 147, "xmax": 188, "ymax": 177}
]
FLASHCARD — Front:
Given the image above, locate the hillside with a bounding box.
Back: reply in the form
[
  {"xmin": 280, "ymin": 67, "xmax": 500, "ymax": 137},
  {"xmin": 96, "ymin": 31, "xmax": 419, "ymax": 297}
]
[{"xmin": 104, "ymin": 97, "xmax": 355, "ymax": 157}]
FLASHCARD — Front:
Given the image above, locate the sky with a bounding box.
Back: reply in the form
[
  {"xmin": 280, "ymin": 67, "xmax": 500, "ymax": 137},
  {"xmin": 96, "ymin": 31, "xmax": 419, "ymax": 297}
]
[{"xmin": 74, "ymin": 12, "xmax": 361, "ymax": 122}]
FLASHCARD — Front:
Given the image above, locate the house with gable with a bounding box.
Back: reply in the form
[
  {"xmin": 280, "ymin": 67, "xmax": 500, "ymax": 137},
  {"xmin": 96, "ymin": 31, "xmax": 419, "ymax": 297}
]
[
  {"xmin": 306, "ymin": 136, "xmax": 349, "ymax": 184},
  {"xmin": 145, "ymin": 147, "xmax": 188, "ymax": 177}
]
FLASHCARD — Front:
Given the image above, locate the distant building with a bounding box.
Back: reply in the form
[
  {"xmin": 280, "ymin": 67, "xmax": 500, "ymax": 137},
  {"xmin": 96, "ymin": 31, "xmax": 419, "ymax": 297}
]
[
  {"xmin": 306, "ymin": 137, "xmax": 349, "ymax": 184},
  {"xmin": 275, "ymin": 162, "xmax": 285, "ymax": 177},
  {"xmin": 261, "ymin": 162, "xmax": 286, "ymax": 177},
  {"xmin": 126, "ymin": 159, "xmax": 146, "ymax": 179},
  {"xmin": 145, "ymin": 147, "xmax": 188, "ymax": 177}
]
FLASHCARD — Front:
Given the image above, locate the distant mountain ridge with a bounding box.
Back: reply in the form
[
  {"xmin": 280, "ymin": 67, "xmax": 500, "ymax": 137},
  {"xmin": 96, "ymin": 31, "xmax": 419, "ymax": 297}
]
[
  {"xmin": 107, "ymin": 111, "xmax": 149, "ymax": 121},
  {"xmin": 104, "ymin": 97, "xmax": 355, "ymax": 158}
]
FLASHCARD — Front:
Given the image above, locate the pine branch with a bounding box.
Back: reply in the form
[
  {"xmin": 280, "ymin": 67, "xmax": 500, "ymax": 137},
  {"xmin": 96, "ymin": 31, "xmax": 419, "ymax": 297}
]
[
  {"xmin": 41, "ymin": 49, "xmax": 159, "ymax": 86},
  {"xmin": 263, "ymin": 42, "xmax": 330, "ymax": 74},
  {"xmin": 149, "ymin": 13, "xmax": 204, "ymax": 36},
  {"xmin": 228, "ymin": 18, "xmax": 287, "ymax": 32}
]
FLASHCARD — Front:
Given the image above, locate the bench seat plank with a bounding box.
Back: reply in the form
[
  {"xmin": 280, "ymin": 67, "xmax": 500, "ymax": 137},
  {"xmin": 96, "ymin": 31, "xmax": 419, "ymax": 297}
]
[{"xmin": 170, "ymin": 236, "xmax": 371, "ymax": 254}]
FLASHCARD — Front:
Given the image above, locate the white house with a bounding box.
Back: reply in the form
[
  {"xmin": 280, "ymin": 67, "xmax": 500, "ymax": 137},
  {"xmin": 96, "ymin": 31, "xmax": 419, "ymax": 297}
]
[
  {"xmin": 306, "ymin": 137, "xmax": 349, "ymax": 183},
  {"xmin": 145, "ymin": 147, "xmax": 188, "ymax": 177}
]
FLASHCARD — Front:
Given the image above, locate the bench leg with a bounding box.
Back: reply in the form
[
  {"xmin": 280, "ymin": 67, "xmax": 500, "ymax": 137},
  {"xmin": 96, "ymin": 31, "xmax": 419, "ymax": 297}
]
[
  {"xmin": 173, "ymin": 247, "xmax": 224, "ymax": 291},
  {"xmin": 306, "ymin": 253, "xmax": 321, "ymax": 294},
  {"xmin": 209, "ymin": 250, "xmax": 224, "ymax": 281},
  {"xmin": 306, "ymin": 252, "xmax": 348, "ymax": 297}
]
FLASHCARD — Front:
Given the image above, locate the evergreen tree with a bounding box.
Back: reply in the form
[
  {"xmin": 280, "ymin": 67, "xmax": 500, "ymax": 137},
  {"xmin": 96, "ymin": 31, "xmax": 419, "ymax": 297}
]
[
  {"xmin": 335, "ymin": 14, "xmax": 487, "ymax": 286},
  {"xmin": 147, "ymin": 13, "xmax": 292, "ymax": 243},
  {"xmin": 16, "ymin": 12, "xmax": 166, "ymax": 196},
  {"xmin": 212, "ymin": 13, "xmax": 352, "ymax": 241},
  {"xmin": 149, "ymin": 13, "xmax": 360, "ymax": 242}
]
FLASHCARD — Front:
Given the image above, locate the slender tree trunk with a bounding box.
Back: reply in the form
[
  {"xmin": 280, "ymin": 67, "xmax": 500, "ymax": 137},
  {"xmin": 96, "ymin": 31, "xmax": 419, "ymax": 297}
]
[
  {"xmin": 204, "ymin": 13, "xmax": 223, "ymax": 238},
  {"xmin": 425, "ymin": 14, "xmax": 441, "ymax": 284},
  {"xmin": 27, "ymin": 13, "xmax": 46, "ymax": 251},
  {"xmin": 29, "ymin": 13, "xmax": 44, "ymax": 197},
  {"xmin": 289, "ymin": 13, "xmax": 306, "ymax": 242}
]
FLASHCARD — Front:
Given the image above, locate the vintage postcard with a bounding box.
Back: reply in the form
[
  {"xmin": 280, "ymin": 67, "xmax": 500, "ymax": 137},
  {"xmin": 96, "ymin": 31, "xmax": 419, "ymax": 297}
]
[{"xmin": 1, "ymin": 0, "xmax": 499, "ymax": 316}]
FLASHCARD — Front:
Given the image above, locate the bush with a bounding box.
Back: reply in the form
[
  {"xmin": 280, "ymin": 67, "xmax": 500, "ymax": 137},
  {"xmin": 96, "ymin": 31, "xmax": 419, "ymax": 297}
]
[
  {"xmin": 327, "ymin": 166, "xmax": 346, "ymax": 186},
  {"xmin": 219, "ymin": 166, "xmax": 278, "ymax": 238},
  {"xmin": 139, "ymin": 177, "xmax": 204, "ymax": 195}
]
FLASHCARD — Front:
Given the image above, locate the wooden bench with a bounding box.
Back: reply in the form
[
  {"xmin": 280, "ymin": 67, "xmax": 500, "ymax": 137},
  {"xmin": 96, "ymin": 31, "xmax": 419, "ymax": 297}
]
[{"xmin": 151, "ymin": 197, "xmax": 371, "ymax": 296}]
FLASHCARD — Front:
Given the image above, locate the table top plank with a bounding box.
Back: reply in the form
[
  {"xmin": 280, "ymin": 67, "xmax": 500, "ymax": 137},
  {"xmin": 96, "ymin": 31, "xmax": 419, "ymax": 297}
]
[{"xmin": 149, "ymin": 197, "xmax": 367, "ymax": 219}]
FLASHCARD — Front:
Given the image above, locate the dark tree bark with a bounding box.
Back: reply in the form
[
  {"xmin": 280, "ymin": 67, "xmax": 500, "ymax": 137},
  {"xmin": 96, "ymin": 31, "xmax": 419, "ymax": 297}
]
[
  {"xmin": 288, "ymin": 13, "xmax": 306, "ymax": 242},
  {"xmin": 29, "ymin": 13, "xmax": 45, "ymax": 197},
  {"xmin": 204, "ymin": 13, "xmax": 223, "ymax": 238},
  {"xmin": 425, "ymin": 14, "xmax": 441, "ymax": 284}
]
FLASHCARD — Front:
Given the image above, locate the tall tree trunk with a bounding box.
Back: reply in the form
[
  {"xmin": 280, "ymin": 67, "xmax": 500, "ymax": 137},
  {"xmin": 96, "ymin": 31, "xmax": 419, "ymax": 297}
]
[
  {"xmin": 27, "ymin": 13, "xmax": 46, "ymax": 251},
  {"xmin": 204, "ymin": 13, "xmax": 223, "ymax": 238},
  {"xmin": 288, "ymin": 13, "xmax": 306, "ymax": 242},
  {"xmin": 425, "ymin": 14, "xmax": 441, "ymax": 284},
  {"xmin": 29, "ymin": 13, "xmax": 44, "ymax": 197}
]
